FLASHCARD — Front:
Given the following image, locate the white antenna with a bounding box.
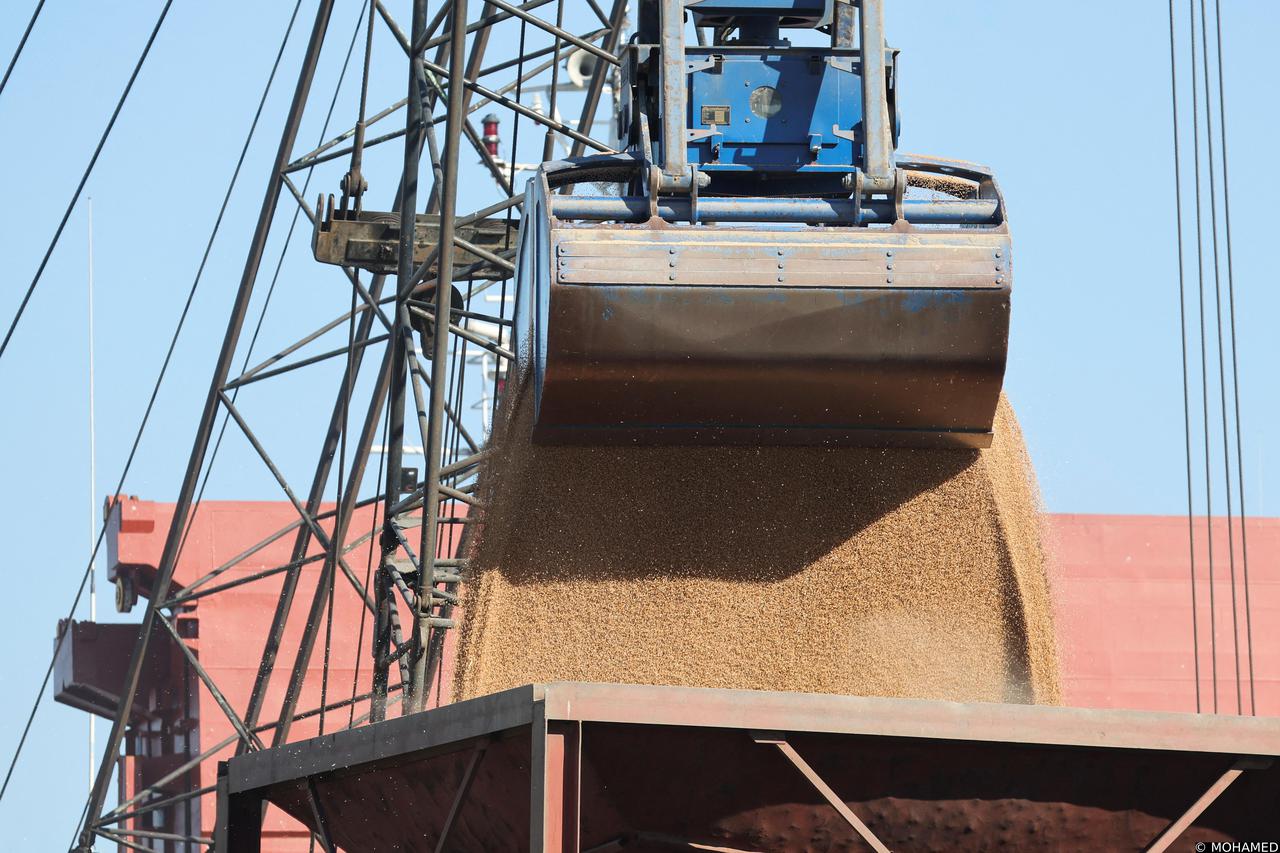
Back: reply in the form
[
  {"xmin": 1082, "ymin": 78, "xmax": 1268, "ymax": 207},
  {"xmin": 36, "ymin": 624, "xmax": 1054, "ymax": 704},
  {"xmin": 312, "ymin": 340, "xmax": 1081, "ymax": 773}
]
[{"xmin": 87, "ymin": 198, "xmax": 97, "ymax": 792}]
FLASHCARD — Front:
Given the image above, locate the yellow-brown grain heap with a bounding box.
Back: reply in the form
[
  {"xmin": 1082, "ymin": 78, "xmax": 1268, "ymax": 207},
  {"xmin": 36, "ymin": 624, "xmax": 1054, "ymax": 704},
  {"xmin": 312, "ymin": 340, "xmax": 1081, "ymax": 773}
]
[{"xmin": 455, "ymin": 386, "xmax": 1059, "ymax": 705}]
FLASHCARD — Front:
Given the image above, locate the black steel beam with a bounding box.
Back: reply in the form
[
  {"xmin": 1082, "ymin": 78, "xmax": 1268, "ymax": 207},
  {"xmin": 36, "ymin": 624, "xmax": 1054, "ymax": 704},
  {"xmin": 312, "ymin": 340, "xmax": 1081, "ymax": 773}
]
[
  {"xmin": 271, "ymin": 335, "xmax": 397, "ymax": 745},
  {"xmin": 374, "ymin": 0, "xmax": 430, "ymax": 724},
  {"xmin": 568, "ymin": 0, "xmax": 626, "ymax": 160},
  {"xmin": 74, "ymin": 3, "xmax": 337, "ymax": 846},
  {"xmin": 409, "ymin": 0, "xmax": 471, "ymax": 714}
]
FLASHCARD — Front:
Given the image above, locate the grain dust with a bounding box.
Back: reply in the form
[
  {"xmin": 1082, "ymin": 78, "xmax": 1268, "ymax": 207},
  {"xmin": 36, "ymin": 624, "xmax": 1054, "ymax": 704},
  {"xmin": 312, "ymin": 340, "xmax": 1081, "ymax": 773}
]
[{"xmin": 454, "ymin": 384, "xmax": 1059, "ymax": 705}]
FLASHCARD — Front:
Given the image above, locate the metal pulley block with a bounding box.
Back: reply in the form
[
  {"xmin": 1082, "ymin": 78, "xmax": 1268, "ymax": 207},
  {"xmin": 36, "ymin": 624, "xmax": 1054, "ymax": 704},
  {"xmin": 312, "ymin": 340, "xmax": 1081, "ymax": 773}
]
[{"xmin": 408, "ymin": 283, "xmax": 465, "ymax": 360}]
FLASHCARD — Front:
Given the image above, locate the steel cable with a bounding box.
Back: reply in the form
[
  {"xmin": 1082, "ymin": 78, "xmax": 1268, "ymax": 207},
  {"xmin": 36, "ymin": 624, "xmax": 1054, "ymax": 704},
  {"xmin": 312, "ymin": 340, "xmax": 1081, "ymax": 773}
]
[
  {"xmin": 0, "ymin": 0, "xmax": 46, "ymax": 99},
  {"xmin": 0, "ymin": 0, "xmax": 173, "ymax": 365},
  {"xmin": 346, "ymin": 0, "xmax": 385, "ymax": 729},
  {"xmin": 1186, "ymin": 0, "xmax": 1219, "ymax": 713},
  {"xmin": 1209, "ymin": 0, "xmax": 1256, "ymax": 716},
  {"xmin": 318, "ymin": 274, "xmax": 357, "ymax": 739},
  {"xmin": 350, "ymin": 408, "xmax": 391, "ymax": 726},
  {"xmin": 1195, "ymin": 0, "xmax": 1243, "ymax": 716},
  {"xmin": 0, "ymin": 0, "xmax": 303, "ymax": 810},
  {"xmin": 1167, "ymin": 0, "xmax": 1201, "ymax": 714}
]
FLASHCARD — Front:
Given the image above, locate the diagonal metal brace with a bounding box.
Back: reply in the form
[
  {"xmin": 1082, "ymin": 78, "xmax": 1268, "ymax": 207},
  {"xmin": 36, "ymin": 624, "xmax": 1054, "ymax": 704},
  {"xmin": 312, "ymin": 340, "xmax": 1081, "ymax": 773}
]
[
  {"xmin": 434, "ymin": 740, "xmax": 489, "ymax": 853},
  {"xmin": 305, "ymin": 777, "xmax": 336, "ymax": 853},
  {"xmin": 751, "ymin": 731, "xmax": 890, "ymax": 853},
  {"xmin": 1144, "ymin": 757, "xmax": 1270, "ymax": 853}
]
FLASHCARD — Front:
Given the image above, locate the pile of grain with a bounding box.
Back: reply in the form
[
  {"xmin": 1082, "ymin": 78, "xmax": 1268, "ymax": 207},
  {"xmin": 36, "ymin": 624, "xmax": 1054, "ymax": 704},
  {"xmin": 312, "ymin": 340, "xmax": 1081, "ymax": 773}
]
[{"xmin": 454, "ymin": 385, "xmax": 1059, "ymax": 705}]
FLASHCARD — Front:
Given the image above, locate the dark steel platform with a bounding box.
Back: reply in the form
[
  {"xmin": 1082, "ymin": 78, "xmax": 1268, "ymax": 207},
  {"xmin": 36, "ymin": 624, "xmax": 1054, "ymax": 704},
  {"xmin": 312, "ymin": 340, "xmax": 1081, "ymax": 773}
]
[{"xmin": 217, "ymin": 683, "xmax": 1280, "ymax": 852}]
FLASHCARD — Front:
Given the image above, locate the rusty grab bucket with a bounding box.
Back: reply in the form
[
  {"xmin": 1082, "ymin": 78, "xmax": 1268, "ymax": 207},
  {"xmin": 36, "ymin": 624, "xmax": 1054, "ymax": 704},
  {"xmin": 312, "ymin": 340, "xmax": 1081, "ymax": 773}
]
[{"xmin": 512, "ymin": 174, "xmax": 1012, "ymax": 448}]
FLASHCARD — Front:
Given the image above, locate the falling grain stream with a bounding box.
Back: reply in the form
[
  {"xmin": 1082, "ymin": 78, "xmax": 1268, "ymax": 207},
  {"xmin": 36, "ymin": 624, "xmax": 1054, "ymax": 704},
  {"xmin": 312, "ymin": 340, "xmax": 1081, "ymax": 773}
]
[{"xmin": 455, "ymin": 386, "xmax": 1059, "ymax": 706}]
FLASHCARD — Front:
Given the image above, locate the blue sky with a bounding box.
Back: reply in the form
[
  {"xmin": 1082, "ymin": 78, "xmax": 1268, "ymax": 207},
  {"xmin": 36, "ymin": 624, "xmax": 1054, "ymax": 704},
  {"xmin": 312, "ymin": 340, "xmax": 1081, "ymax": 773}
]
[{"xmin": 1, "ymin": 0, "xmax": 1277, "ymax": 847}]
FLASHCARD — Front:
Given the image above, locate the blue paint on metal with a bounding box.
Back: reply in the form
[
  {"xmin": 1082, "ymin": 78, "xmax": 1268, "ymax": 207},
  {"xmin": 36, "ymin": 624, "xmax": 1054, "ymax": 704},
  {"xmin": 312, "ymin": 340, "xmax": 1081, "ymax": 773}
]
[
  {"xmin": 687, "ymin": 48, "xmax": 861, "ymax": 171},
  {"xmin": 516, "ymin": 0, "xmax": 1012, "ymax": 445},
  {"xmin": 900, "ymin": 289, "xmax": 973, "ymax": 315},
  {"xmin": 550, "ymin": 195, "xmax": 1000, "ymax": 225}
]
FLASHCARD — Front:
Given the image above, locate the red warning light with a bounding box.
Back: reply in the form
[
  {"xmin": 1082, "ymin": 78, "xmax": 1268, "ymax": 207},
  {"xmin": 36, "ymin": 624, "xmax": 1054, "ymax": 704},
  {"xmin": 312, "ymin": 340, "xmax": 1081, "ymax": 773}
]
[{"xmin": 481, "ymin": 114, "xmax": 500, "ymax": 157}]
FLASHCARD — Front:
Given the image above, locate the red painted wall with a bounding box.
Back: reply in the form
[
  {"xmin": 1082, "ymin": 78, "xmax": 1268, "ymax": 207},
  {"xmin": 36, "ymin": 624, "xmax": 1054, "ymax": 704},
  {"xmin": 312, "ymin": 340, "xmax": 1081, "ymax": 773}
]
[
  {"xmin": 103, "ymin": 497, "xmax": 464, "ymax": 850},
  {"xmin": 88, "ymin": 502, "xmax": 1278, "ymax": 849},
  {"xmin": 1046, "ymin": 514, "xmax": 1278, "ymax": 717}
]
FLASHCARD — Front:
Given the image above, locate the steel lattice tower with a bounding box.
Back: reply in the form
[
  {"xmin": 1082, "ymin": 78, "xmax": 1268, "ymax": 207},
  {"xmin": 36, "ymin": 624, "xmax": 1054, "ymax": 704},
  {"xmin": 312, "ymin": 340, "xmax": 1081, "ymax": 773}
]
[{"xmin": 73, "ymin": 0, "xmax": 624, "ymax": 847}]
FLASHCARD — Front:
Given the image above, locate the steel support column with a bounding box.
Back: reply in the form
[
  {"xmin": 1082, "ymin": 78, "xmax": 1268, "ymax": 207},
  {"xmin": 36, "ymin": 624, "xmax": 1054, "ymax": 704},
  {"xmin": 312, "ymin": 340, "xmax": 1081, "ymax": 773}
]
[
  {"xmin": 832, "ymin": 0, "xmax": 855, "ymax": 48},
  {"xmin": 215, "ymin": 763, "xmax": 262, "ymax": 853},
  {"xmin": 534, "ymin": 719, "xmax": 582, "ymax": 853},
  {"xmin": 268, "ymin": 336, "xmax": 396, "ymax": 746},
  {"xmin": 858, "ymin": 0, "xmax": 893, "ymax": 189},
  {"xmin": 567, "ymin": 0, "xmax": 627, "ymax": 161},
  {"xmin": 659, "ymin": 0, "xmax": 687, "ymax": 185},
  {"xmin": 409, "ymin": 0, "xmax": 471, "ymax": 714},
  {"xmin": 238, "ymin": 272, "xmax": 386, "ymax": 749},
  {"xmin": 74, "ymin": 2, "xmax": 336, "ymax": 846},
  {"xmin": 375, "ymin": 0, "xmax": 430, "ymax": 723}
]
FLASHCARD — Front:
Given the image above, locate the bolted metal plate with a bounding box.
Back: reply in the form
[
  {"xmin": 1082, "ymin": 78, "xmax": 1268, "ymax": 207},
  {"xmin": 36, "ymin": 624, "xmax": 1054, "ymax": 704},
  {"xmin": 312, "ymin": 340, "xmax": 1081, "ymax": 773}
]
[
  {"xmin": 553, "ymin": 225, "xmax": 1009, "ymax": 290},
  {"xmin": 530, "ymin": 223, "xmax": 1012, "ymax": 447}
]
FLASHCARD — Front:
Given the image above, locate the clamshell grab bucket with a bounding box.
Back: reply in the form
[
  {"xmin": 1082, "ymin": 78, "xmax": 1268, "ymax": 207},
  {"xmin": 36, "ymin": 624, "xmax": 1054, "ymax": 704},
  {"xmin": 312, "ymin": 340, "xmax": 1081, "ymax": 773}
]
[{"xmin": 513, "ymin": 178, "xmax": 1012, "ymax": 449}]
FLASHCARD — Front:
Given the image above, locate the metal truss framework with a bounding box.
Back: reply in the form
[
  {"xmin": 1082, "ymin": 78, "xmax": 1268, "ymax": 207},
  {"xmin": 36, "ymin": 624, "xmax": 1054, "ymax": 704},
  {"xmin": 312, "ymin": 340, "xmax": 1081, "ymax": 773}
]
[
  {"xmin": 212, "ymin": 683, "xmax": 1280, "ymax": 851},
  {"xmin": 72, "ymin": 0, "xmax": 623, "ymax": 848}
]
